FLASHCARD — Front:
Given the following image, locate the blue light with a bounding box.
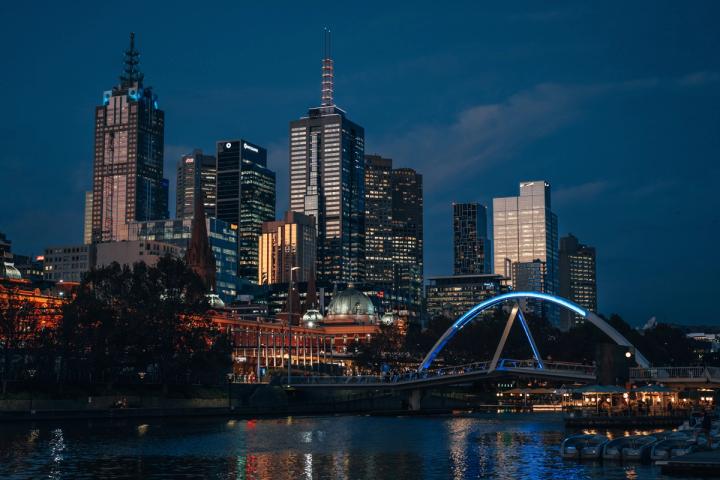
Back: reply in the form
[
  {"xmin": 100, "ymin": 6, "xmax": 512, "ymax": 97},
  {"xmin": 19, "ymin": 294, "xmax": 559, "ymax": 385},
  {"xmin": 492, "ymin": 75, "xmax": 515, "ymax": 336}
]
[{"xmin": 419, "ymin": 291, "xmax": 589, "ymax": 370}]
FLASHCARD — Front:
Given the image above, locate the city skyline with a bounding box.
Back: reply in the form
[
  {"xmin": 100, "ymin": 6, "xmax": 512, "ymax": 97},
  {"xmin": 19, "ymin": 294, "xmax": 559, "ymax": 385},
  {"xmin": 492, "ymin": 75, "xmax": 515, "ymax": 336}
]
[{"xmin": 1, "ymin": 2, "xmax": 719, "ymax": 324}]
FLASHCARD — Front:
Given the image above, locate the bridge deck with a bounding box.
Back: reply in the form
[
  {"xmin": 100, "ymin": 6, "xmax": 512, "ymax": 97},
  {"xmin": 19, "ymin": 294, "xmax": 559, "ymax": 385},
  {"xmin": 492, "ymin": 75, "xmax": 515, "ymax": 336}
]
[{"xmin": 288, "ymin": 359, "xmax": 596, "ymax": 389}]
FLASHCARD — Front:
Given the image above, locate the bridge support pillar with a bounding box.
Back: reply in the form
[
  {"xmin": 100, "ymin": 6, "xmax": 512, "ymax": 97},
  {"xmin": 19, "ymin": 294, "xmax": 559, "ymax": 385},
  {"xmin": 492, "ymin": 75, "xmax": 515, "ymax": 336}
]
[{"xmin": 406, "ymin": 389, "xmax": 424, "ymax": 411}]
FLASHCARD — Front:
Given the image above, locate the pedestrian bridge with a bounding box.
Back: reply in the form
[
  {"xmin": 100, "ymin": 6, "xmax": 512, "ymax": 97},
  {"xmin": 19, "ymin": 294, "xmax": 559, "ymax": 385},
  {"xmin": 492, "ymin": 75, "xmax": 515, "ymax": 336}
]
[
  {"xmin": 288, "ymin": 292, "xmax": 649, "ymax": 390},
  {"xmin": 289, "ymin": 358, "xmax": 596, "ymax": 390}
]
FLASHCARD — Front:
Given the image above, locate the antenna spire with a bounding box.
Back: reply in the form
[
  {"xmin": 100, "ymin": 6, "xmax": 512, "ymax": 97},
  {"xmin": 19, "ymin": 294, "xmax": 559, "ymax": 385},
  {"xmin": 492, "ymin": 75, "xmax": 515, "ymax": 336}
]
[
  {"xmin": 120, "ymin": 32, "xmax": 144, "ymax": 88},
  {"xmin": 321, "ymin": 27, "xmax": 334, "ymax": 107}
]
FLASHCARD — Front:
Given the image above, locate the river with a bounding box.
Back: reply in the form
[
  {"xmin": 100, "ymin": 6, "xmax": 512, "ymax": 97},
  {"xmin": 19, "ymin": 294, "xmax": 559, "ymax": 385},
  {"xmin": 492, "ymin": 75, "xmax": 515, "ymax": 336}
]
[{"xmin": 0, "ymin": 413, "xmax": 695, "ymax": 479}]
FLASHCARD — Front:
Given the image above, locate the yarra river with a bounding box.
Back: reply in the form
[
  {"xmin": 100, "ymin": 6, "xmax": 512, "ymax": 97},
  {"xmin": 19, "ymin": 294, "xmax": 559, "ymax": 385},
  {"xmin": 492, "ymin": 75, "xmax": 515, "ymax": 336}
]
[{"xmin": 0, "ymin": 413, "xmax": 695, "ymax": 479}]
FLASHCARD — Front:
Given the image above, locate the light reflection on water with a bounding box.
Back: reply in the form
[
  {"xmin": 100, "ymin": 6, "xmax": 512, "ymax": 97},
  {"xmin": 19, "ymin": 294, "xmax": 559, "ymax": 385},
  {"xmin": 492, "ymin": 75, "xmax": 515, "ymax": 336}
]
[{"xmin": 0, "ymin": 413, "xmax": 696, "ymax": 479}]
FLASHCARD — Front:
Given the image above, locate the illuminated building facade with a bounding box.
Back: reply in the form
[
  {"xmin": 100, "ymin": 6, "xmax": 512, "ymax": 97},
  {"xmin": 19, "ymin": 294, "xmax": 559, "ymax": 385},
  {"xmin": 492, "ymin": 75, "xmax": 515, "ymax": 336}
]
[
  {"xmin": 216, "ymin": 140, "xmax": 275, "ymax": 283},
  {"xmin": 258, "ymin": 211, "xmax": 316, "ymax": 285},
  {"xmin": 453, "ymin": 202, "xmax": 491, "ymax": 274},
  {"xmin": 493, "ymin": 180, "xmax": 558, "ymax": 292},
  {"xmin": 425, "ymin": 274, "xmax": 507, "ymax": 320},
  {"xmin": 289, "ymin": 31, "xmax": 365, "ymax": 284},
  {"xmin": 90, "ymin": 33, "xmax": 168, "ymax": 243},
  {"xmin": 391, "ymin": 168, "xmax": 423, "ymax": 318},
  {"xmin": 83, "ymin": 191, "xmax": 93, "ymax": 244},
  {"xmin": 176, "ymin": 149, "xmax": 216, "ymax": 220},
  {"xmin": 43, "ymin": 244, "xmax": 96, "ymax": 283},
  {"xmin": 364, "ymin": 155, "xmax": 393, "ymax": 283},
  {"xmin": 559, "ymin": 234, "xmax": 597, "ymax": 330}
]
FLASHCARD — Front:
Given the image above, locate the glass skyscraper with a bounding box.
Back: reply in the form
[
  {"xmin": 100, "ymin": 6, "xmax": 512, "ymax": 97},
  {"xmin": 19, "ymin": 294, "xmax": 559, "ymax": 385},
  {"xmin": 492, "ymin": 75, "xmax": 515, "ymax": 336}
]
[
  {"xmin": 559, "ymin": 233, "xmax": 597, "ymax": 330},
  {"xmin": 176, "ymin": 149, "xmax": 216, "ymax": 220},
  {"xmin": 91, "ymin": 33, "xmax": 168, "ymax": 243},
  {"xmin": 391, "ymin": 168, "xmax": 424, "ymax": 318},
  {"xmin": 216, "ymin": 140, "xmax": 275, "ymax": 284},
  {"xmin": 453, "ymin": 202, "xmax": 491, "ymax": 275},
  {"xmin": 289, "ymin": 33, "xmax": 365, "ymax": 284},
  {"xmin": 364, "ymin": 155, "xmax": 394, "ymax": 284}
]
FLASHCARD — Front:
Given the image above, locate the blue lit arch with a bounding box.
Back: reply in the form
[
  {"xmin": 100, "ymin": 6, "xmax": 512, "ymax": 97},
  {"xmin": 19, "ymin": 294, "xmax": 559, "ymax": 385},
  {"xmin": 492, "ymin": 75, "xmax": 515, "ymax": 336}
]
[{"xmin": 419, "ymin": 291, "xmax": 650, "ymax": 371}]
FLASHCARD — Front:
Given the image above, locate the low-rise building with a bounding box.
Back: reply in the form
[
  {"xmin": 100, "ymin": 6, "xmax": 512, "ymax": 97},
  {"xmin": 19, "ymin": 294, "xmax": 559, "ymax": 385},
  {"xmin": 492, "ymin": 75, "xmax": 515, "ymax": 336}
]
[{"xmin": 43, "ymin": 244, "xmax": 96, "ymax": 283}]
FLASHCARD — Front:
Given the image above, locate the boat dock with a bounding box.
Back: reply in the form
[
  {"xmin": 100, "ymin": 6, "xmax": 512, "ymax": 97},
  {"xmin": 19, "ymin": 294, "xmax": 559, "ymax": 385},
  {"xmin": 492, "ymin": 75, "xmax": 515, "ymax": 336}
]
[{"xmin": 657, "ymin": 450, "xmax": 720, "ymax": 475}]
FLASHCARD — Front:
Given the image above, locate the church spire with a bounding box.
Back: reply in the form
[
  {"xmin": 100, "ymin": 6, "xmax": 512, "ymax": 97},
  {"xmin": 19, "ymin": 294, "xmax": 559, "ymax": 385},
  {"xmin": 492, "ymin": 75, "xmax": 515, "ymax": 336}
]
[
  {"xmin": 186, "ymin": 191, "xmax": 216, "ymax": 292},
  {"xmin": 120, "ymin": 32, "xmax": 144, "ymax": 88},
  {"xmin": 321, "ymin": 27, "xmax": 334, "ymax": 107}
]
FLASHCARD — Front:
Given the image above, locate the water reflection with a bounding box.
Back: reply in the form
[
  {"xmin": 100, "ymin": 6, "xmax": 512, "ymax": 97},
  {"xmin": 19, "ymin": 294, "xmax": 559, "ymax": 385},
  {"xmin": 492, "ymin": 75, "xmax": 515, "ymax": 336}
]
[{"xmin": 0, "ymin": 414, "xmax": 697, "ymax": 479}]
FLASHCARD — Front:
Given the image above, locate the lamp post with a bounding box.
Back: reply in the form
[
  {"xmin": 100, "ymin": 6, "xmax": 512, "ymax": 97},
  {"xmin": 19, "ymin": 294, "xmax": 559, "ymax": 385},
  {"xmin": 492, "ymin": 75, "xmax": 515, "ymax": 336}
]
[{"xmin": 287, "ymin": 266, "xmax": 300, "ymax": 386}]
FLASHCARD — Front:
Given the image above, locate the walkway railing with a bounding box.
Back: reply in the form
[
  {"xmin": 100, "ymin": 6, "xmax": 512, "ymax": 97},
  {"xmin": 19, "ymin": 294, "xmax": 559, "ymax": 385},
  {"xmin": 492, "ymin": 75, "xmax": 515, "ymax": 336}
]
[
  {"xmin": 630, "ymin": 366, "xmax": 720, "ymax": 382},
  {"xmin": 288, "ymin": 359, "xmax": 594, "ymax": 386}
]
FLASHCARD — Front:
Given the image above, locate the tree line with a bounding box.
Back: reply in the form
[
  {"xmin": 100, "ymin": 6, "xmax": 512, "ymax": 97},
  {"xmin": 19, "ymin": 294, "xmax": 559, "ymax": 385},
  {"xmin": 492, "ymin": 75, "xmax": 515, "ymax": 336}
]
[{"xmin": 0, "ymin": 256, "xmax": 231, "ymax": 394}]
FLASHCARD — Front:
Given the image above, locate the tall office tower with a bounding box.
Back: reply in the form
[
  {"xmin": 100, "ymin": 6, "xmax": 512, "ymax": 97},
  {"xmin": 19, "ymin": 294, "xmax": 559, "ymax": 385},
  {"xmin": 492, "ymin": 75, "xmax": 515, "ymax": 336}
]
[
  {"xmin": 391, "ymin": 168, "xmax": 424, "ymax": 316},
  {"xmin": 364, "ymin": 155, "xmax": 393, "ymax": 283},
  {"xmin": 176, "ymin": 149, "xmax": 216, "ymax": 220},
  {"xmin": 289, "ymin": 30, "xmax": 365, "ymax": 284},
  {"xmin": 216, "ymin": 140, "xmax": 275, "ymax": 283},
  {"xmin": 493, "ymin": 181, "xmax": 558, "ymax": 322},
  {"xmin": 559, "ymin": 234, "xmax": 597, "ymax": 330},
  {"xmin": 90, "ymin": 33, "xmax": 167, "ymax": 243},
  {"xmin": 493, "ymin": 181, "xmax": 558, "ymax": 289},
  {"xmin": 453, "ymin": 202, "xmax": 491, "ymax": 275},
  {"xmin": 83, "ymin": 191, "xmax": 93, "ymax": 244},
  {"xmin": 258, "ymin": 211, "xmax": 317, "ymax": 285}
]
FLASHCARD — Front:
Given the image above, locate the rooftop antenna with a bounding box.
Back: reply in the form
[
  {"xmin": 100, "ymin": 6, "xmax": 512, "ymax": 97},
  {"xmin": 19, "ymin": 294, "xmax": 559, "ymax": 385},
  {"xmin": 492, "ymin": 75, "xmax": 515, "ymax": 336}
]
[
  {"xmin": 321, "ymin": 27, "xmax": 334, "ymax": 107},
  {"xmin": 120, "ymin": 32, "xmax": 144, "ymax": 87}
]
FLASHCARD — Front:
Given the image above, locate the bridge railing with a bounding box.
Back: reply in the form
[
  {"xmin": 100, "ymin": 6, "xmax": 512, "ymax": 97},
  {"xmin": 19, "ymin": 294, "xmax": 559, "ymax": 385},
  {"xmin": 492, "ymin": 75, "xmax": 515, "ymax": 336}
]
[
  {"xmin": 497, "ymin": 359, "xmax": 595, "ymax": 376},
  {"xmin": 629, "ymin": 366, "xmax": 707, "ymax": 381}
]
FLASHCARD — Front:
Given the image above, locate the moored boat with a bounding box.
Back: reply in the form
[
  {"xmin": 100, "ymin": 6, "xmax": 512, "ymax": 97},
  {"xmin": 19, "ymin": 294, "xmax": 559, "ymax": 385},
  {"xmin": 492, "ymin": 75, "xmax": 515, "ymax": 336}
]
[
  {"xmin": 561, "ymin": 434, "xmax": 609, "ymax": 460},
  {"xmin": 621, "ymin": 435, "xmax": 659, "ymax": 462}
]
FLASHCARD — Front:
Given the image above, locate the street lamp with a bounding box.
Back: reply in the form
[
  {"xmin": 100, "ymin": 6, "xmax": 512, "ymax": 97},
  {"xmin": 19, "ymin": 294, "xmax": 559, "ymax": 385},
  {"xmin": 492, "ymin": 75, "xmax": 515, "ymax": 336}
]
[{"xmin": 287, "ymin": 266, "xmax": 300, "ymax": 386}]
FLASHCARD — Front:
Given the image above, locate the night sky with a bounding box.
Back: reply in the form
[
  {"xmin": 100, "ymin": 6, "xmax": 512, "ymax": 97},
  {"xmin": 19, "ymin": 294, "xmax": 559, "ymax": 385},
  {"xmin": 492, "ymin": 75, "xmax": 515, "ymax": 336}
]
[{"xmin": 1, "ymin": 1, "xmax": 718, "ymax": 325}]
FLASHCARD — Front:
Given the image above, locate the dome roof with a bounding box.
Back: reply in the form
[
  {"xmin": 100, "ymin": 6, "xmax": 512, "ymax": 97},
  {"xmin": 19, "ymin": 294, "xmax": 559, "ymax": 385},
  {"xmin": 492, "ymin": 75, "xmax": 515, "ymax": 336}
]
[
  {"xmin": 327, "ymin": 287, "xmax": 376, "ymax": 316},
  {"xmin": 302, "ymin": 309, "xmax": 323, "ymax": 326},
  {"xmin": 380, "ymin": 311, "xmax": 398, "ymax": 325}
]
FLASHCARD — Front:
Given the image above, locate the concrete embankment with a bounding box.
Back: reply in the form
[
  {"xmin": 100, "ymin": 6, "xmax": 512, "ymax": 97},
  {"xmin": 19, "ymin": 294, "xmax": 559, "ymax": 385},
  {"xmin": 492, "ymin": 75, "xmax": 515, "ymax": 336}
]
[{"xmin": 0, "ymin": 385, "xmax": 484, "ymax": 421}]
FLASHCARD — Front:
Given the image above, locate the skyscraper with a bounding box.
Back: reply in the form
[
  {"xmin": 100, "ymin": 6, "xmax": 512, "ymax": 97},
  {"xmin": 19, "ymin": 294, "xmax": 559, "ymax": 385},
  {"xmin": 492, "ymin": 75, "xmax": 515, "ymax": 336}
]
[
  {"xmin": 289, "ymin": 30, "xmax": 365, "ymax": 284},
  {"xmin": 391, "ymin": 168, "xmax": 424, "ymax": 317},
  {"xmin": 364, "ymin": 155, "xmax": 393, "ymax": 283},
  {"xmin": 258, "ymin": 211, "xmax": 317, "ymax": 285},
  {"xmin": 453, "ymin": 202, "xmax": 491, "ymax": 275},
  {"xmin": 216, "ymin": 140, "xmax": 275, "ymax": 283},
  {"xmin": 493, "ymin": 181, "xmax": 558, "ymax": 290},
  {"xmin": 559, "ymin": 233, "xmax": 597, "ymax": 330},
  {"xmin": 90, "ymin": 33, "xmax": 167, "ymax": 243},
  {"xmin": 83, "ymin": 191, "xmax": 93, "ymax": 244},
  {"xmin": 176, "ymin": 149, "xmax": 216, "ymax": 220}
]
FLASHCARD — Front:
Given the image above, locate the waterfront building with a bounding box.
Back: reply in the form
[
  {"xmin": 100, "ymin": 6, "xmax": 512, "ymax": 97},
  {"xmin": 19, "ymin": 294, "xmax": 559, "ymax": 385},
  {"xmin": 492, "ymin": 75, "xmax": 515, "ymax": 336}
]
[
  {"xmin": 559, "ymin": 234, "xmax": 597, "ymax": 330},
  {"xmin": 289, "ymin": 30, "xmax": 365, "ymax": 284},
  {"xmin": 391, "ymin": 168, "xmax": 424, "ymax": 319},
  {"xmin": 83, "ymin": 191, "xmax": 93, "ymax": 244},
  {"xmin": 42, "ymin": 244, "xmax": 96, "ymax": 283},
  {"xmin": 453, "ymin": 202, "xmax": 491, "ymax": 274},
  {"xmin": 364, "ymin": 155, "xmax": 393, "ymax": 284},
  {"xmin": 493, "ymin": 181, "xmax": 558, "ymax": 322},
  {"xmin": 324, "ymin": 286, "xmax": 379, "ymax": 325},
  {"xmin": 90, "ymin": 33, "xmax": 168, "ymax": 243},
  {"xmin": 128, "ymin": 217, "xmax": 239, "ymax": 303},
  {"xmin": 176, "ymin": 149, "xmax": 216, "ymax": 220},
  {"xmin": 425, "ymin": 274, "xmax": 507, "ymax": 320},
  {"xmin": 216, "ymin": 139, "xmax": 275, "ymax": 283},
  {"xmin": 258, "ymin": 211, "xmax": 317, "ymax": 285}
]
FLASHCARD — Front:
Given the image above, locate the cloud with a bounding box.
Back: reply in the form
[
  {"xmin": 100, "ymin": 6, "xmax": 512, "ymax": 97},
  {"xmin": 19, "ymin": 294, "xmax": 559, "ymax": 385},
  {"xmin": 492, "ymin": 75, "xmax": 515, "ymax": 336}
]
[
  {"xmin": 374, "ymin": 82, "xmax": 607, "ymax": 190},
  {"xmin": 555, "ymin": 180, "xmax": 615, "ymax": 206}
]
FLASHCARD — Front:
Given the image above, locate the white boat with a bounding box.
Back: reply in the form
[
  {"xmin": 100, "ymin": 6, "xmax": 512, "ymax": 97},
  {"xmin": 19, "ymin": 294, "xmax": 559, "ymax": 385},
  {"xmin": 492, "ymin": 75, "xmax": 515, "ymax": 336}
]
[
  {"xmin": 621, "ymin": 435, "xmax": 659, "ymax": 462},
  {"xmin": 560, "ymin": 434, "xmax": 609, "ymax": 460},
  {"xmin": 650, "ymin": 434, "xmax": 694, "ymax": 461}
]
